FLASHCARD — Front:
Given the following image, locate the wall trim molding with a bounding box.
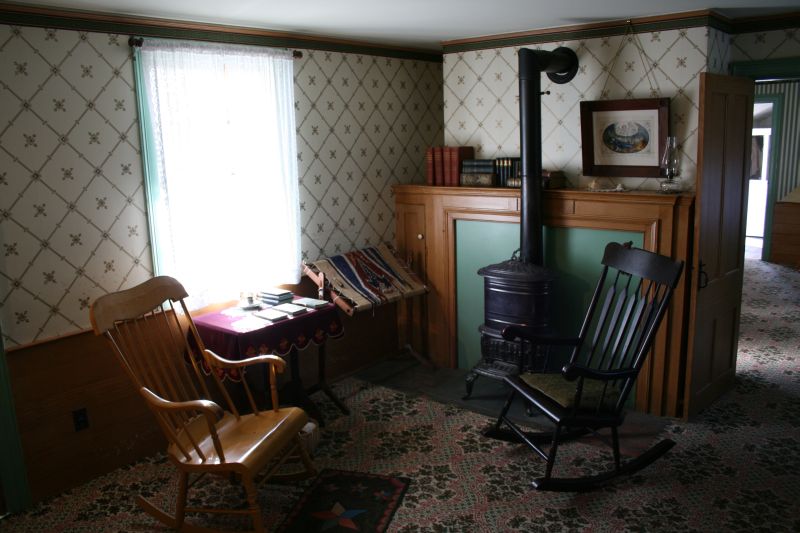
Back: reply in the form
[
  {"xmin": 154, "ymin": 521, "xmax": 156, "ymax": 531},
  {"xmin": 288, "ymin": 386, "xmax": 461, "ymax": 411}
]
[
  {"xmin": 2, "ymin": 3, "xmax": 796, "ymax": 60},
  {"xmin": 442, "ymin": 9, "xmax": 800, "ymax": 53},
  {"xmin": 0, "ymin": 2, "xmax": 443, "ymax": 62}
]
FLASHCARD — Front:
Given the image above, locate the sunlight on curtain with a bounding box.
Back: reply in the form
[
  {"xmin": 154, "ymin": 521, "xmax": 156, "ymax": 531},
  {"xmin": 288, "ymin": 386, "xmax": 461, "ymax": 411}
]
[{"xmin": 136, "ymin": 38, "xmax": 300, "ymax": 308}]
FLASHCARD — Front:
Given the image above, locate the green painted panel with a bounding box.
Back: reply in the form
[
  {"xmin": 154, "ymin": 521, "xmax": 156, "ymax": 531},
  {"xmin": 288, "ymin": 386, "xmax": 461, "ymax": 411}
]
[
  {"xmin": 455, "ymin": 221, "xmax": 643, "ymax": 370},
  {"xmin": 455, "ymin": 220, "xmax": 520, "ymax": 369},
  {"xmin": 0, "ymin": 326, "xmax": 32, "ymax": 512}
]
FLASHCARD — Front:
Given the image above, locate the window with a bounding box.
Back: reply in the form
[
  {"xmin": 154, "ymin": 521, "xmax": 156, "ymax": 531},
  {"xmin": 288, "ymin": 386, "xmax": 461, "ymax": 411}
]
[{"xmin": 134, "ymin": 38, "xmax": 300, "ymax": 308}]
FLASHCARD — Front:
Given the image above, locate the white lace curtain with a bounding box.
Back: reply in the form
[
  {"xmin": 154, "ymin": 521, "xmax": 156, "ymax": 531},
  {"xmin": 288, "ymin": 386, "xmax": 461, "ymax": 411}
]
[{"xmin": 135, "ymin": 38, "xmax": 300, "ymax": 308}]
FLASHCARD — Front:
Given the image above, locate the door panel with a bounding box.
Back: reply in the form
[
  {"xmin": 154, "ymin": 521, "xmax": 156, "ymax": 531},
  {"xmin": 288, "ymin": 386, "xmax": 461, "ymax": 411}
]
[{"xmin": 685, "ymin": 73, "xmax": 754, "ymax": 418}]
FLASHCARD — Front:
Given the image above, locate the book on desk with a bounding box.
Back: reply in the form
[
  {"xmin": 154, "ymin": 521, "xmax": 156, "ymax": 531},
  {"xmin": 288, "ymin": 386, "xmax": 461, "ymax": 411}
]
[
  {"xmin": 253, "ymin": 308, "xmax": 289, "ymax": 322},
  {"xmin": 294, "ymin": 297, "xmax": 329, "ymax": 309},
  {"xmin": 272, "ymin": 302, "xmax": 309, "ymax": 316},
  {"xmin": 258, "ymin": 288, "xmax": 294, "ymax": 305}
]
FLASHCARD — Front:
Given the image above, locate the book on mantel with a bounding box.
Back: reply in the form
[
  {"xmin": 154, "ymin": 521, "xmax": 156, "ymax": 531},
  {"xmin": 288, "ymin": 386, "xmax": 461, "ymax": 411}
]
[
  {"xmin": 444, "ymin": 146, "xmax": 475, "ymax": 186},
  {"xmin": 426, "ymin": 145, "xmax": 475, "ymax": 186}
]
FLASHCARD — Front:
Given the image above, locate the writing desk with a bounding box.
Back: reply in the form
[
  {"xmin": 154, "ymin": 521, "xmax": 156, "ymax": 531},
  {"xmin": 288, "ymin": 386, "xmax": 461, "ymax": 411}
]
[{"xmin": 193, "ymin": 303, "xmax": 346, "ymax": 425}]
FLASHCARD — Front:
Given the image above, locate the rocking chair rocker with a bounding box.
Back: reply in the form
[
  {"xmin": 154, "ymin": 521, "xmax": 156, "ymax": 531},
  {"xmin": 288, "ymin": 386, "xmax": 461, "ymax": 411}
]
[
  {"xmin": 485, "ymin": 242, "xmax": 683, "ymax": 491},
  {"xmin": 90, "ymin": 276, "xmax": 317, "ymax": 532}
]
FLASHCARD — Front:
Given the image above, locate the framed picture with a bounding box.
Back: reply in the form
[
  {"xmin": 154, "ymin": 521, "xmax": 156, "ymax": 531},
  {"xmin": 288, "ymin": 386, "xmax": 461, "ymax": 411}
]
[{"xmin": 580, "ymin": 98, "xmax": 669, "ymax": 178}]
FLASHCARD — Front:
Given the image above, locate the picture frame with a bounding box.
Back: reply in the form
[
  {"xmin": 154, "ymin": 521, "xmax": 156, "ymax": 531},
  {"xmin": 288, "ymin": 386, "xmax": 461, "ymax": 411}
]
[{"xmin": 580, "ymin": 98, "xmax": 670, "ymax": 178}]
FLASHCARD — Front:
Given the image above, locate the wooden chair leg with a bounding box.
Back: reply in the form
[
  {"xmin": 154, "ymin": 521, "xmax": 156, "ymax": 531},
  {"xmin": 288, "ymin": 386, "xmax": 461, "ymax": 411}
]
[
  {"xmin": 242, "ymin": 474, "xmax": 265, "ymax": 533},
  {"xmin": 296, "ymin": 435, "xmax": 318, "ymax": 477},
  {"xmin": 611, "ymin": 426, "xmax": 621, "ymax": 471},
  {"xmin": 496, "ymin": 390, "xmax": 516, "ymax": 429},
  {"xmin": 175, "ymin": 470, "xmax": 189, "ymax": 529},
  {"xmin": 482, "ymin": 389, "xmax": 518, "ymax": 440},
  {"xmin": 543, "ymin": 425, "xmax": 562, "ymax": 480}
]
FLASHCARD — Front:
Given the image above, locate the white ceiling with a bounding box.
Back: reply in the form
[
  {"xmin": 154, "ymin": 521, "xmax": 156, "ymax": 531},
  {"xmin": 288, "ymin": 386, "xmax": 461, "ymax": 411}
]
[{"xmin": 7, "ymin": 0, "xmax": 800, "ymax": 50}]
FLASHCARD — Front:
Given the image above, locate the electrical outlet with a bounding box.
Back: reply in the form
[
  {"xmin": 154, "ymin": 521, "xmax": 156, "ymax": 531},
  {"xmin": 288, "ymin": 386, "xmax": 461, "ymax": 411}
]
[{"xmin": 72, "ymin": 408, "xmax": 89, "ymax": 431}]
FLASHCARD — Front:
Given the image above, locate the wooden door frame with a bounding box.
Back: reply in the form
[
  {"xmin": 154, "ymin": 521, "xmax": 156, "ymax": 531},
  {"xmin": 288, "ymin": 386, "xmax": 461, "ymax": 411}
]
[
  {"xmin": 753, "ymin": 92, "xmax": 784, "ymax": 261},
  {"xmin": 731, "ymin": 57, "xmax": 800, "ymax": 261}
]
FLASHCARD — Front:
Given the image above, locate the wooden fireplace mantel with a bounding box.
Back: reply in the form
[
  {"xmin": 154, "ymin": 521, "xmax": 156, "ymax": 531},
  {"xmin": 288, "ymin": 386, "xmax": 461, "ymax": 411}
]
[{"xmin": 393, "ymin": 184, "xmax": 695, "ymax": 417}]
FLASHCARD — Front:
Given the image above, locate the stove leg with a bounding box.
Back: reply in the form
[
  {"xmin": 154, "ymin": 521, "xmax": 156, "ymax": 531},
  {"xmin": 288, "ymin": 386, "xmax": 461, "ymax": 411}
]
[{"xmin": 463, "ymin": 371, "xmax": 479, "ymax": 399}]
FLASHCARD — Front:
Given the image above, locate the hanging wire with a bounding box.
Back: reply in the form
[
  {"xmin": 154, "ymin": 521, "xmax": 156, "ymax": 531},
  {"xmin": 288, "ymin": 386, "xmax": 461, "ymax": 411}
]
[{"xmin": 600, "ymin": 20, "xmax": 660, "ymax": 99}]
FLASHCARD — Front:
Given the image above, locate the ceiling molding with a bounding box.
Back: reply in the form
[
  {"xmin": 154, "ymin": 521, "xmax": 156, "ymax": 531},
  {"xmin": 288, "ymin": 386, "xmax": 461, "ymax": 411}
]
[
  {"xmin": 441, "ymin": 9, "xmax": 800, "ymax": 53},
  {"xmin": 0, "ymin": 2, "xmax": 443, "ymax": 62}
]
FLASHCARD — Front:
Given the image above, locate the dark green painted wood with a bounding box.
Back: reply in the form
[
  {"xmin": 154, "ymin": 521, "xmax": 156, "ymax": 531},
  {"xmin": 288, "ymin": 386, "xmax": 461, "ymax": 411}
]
[
  {"xmin": 455, "ymin": 222, "xmax": 643, "ymax": 370},
  {"xmin": 455, "ymin": 220, "xmax": 520, "ymax": 370},
  {"xmin": 0, "ymin": 328, "xmax": 32, "ymax": 513},
  {"xmin": 730, "ymin": 14, "xmax": 800, "ymax": 34},
  {"xmin": 0, "ymin": 10, "xmax": 442, "ymax": 63},
  {"xmin": 131, "ymin": 47, "xmax": 164, "ymax": 275},
  {"xmin": 731, "ymin": 57, "xmax": 800, "ymax": 81}
]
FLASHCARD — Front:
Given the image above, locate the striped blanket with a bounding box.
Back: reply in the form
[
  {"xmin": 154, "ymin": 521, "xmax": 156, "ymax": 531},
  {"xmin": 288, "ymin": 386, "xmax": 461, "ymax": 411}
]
[{"xmin": 307, "ymin": 243, "xmax": 427, "ymax": 313}]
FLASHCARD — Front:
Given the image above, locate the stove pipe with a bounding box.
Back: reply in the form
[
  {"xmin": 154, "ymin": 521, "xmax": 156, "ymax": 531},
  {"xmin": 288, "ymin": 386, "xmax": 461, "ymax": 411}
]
[{"xmin": 518, "ymin": 47, "xmax": 578, "ymax": 264}]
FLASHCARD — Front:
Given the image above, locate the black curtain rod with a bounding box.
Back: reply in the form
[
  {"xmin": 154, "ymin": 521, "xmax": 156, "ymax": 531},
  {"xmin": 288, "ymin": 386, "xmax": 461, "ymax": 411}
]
[{"xmin": 127, "ymin": 36, "xmax": 303, "ymax": 58}]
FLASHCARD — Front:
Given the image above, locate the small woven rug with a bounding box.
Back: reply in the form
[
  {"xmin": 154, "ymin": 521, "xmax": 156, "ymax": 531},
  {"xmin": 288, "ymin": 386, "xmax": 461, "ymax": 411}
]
[
  {"xmin": 277, "ymin": 469, "xmax": 409, "ymax": 533},
  {"xmin": 307, "ymin": 243, "xmax": 426, "ymax": 312}
]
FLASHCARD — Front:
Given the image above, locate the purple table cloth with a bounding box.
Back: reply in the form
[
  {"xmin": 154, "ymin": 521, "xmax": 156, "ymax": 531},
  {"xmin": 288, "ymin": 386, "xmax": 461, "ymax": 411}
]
[{"xmin": 192, "ymin": 302, "xmax": 343, "ymax": 381}]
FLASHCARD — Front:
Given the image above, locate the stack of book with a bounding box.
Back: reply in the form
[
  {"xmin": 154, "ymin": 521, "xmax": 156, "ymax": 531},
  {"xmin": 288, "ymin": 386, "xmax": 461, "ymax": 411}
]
[
  {"xmin": 495, "ymin": 157, "xmax": 521, "ymax": 187},
  {"xmin": 460, "ymin": 159, "xmax": 496, "ymax": 187},
  {"xmin": 258, "ymin": 288, "xmax": 293, "ymax": 306},
  {"xmin": 425, "ymin": 146, "xmax": 475, "ymax": 186}
]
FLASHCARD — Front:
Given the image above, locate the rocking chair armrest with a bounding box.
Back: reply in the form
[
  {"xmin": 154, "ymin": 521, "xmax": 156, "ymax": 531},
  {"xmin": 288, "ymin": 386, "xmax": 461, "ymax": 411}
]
[
  {"xmin": 203, "ymin": 349, "xmax": 286, "ymax": 372},
  {"xmin": 139, "ymin": 387, "xmax": 224, "ymax": 422},
  {"xmin": 561, "ymin": 363, "xmax": 639, "ymax": 382},
  {"xmin": 501, "ymin": 325, "xmax": 580, "ymax": 347}
]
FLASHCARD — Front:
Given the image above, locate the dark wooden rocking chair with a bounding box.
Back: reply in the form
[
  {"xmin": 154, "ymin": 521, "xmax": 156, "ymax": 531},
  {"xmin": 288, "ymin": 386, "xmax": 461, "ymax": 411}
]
[
  {"xmin": 485, "ymin": 242, "xmax": 684, "ymax": 491},
  {"xmin": 90, "ymin": 276, "xmax": 317, "ymax": 532}
]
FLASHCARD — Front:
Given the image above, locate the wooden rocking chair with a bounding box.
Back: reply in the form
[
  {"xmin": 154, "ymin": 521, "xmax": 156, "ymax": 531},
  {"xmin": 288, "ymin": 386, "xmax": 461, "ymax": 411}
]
[
  {"xmin": 90, "ymin": 276, "xmax": 317, "ymax": 532},
  {"xmin": 485, "ymin": 242, "xmax": 684, "ymax": 491}
]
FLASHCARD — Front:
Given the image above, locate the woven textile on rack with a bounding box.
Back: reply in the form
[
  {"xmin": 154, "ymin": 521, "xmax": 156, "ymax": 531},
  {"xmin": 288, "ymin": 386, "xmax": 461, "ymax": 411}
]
[{"xmin": 306, "ymin": 243, "xmax": 426, "ymax": 313}]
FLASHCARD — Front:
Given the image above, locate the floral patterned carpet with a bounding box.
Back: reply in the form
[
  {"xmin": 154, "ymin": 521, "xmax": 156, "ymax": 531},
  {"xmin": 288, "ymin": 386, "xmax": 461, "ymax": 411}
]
[{"xmin": 3, "ymin": 257, "xmax": 799, "ymax": 532}]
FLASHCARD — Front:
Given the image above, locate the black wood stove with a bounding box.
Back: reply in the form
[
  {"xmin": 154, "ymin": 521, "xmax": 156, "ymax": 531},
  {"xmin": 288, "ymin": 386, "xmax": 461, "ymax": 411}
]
[{"xmin": 464, "ymin": 47, "xmax": 579, "ymax": 398}]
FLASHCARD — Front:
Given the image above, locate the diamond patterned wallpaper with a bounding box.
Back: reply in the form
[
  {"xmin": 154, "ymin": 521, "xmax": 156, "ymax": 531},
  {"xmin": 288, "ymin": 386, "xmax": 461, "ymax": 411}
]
[
  {"xmin": 443, "ymin": 27, "xmax": 717, "ymax": 192},
  {"xmin": 0, "ymin": 25, "xmax": 442, "ymax": 348},
  {"xmin": 294, "ymin": 51, "xmax": 442, "ymax": 261},
  {"xmin": 0, "ymin": 25, "xmax": 151, "ymax": 348},
  {"xmin": 707, "ymin": 27, "xmax": 732, "ymax": 75},
  {"xmin": 2, "ymin": 20, "xmax": 796, "ymax": 348},
  {"xmin": 732, "ymin": 27, "xmax": 800, "ymax": 61}
]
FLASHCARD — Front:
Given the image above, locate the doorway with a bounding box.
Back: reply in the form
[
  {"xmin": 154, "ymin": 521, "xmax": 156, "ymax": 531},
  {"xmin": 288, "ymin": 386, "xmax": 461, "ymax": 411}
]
[{"xmin": 745, "ymin": 102, "xmax": 772, "ymax": 260}]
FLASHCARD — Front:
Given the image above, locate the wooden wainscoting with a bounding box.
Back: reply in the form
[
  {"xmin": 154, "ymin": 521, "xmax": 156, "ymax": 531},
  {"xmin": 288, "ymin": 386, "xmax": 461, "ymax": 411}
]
[
  {"xmin": 6, "ymin": 331, "xmax": 165, "ymax": 503},
  {"xmin": 6, "ymin": 276, "xmax": 397, "ymax": 503},
  {"xmin": 394, "ymin": 185, "xmax": 695, "ymax": 417}
]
